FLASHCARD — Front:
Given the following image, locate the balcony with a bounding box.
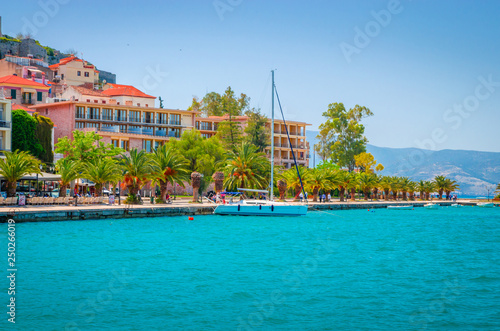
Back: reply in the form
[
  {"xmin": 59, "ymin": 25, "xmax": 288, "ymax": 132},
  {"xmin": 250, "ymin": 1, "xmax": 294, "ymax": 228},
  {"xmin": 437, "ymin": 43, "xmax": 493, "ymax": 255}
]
[
  {"xmin": 156, "ymin": 119, "xmax": 168, "ymax": 125},
  {"xmin": 115, "ymin": 116, "xmax": 127, "ymax": 122},
  {"xmin": 0, "ymin": 121, "xmax": 11, "ymax": 129},
  {"xmin": 100, "ymin": 125, "xmax": 120, "ymax": 133},
  {"xmin": 101, "ymin": 115, "xmax": 114, "ymax": 121},
  {"xmin": 75, "ymin": 113, "xmax": 85, "ymax": 119},
  {"xmin": 129, "ymin": 116, "xmax": 141, "ymax": 123},
  {"xmin": 22, "ymin": 97, "xmax": 35, "ymax": 105}
]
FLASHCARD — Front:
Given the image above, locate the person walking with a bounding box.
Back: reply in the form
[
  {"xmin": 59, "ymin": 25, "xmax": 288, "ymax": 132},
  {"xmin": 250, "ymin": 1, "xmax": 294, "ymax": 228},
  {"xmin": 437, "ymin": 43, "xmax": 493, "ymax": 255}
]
[
  {"xmin": 322, "ymin": 193, "xmax": 326, "ymax": 203},
  {"xmin": 327, "ymin": 193, "xmax": 331, "ymax": 202}
]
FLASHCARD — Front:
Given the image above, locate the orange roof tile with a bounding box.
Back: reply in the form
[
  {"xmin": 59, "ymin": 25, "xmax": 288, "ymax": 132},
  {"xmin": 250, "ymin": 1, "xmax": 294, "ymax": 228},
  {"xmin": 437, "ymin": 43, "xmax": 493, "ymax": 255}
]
[
  {"xmin": 71, "ymin": 85, "xmax": 108, "ymax": 97},
  {"xmin": 49, "ymin": 55, "xmax": 88, "ymax": 70},
  {"xmin": 102, "ymin": 84, "xmax": 155, "ymax": 99},
  {"xmin": 0, "ymin": 75, "xmax": 50, "ymax": 89},
  {"xmin": 12, "ymin": 103, "xmax": 35, "ymax": 113}
]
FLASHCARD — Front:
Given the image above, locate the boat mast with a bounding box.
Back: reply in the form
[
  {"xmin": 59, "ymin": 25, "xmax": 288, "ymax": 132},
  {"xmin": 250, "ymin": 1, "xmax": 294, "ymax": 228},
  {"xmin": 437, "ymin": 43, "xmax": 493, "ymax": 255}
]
[{"xmin": 270, "ymin": 70, "xmax": 275, "ymax": 201}]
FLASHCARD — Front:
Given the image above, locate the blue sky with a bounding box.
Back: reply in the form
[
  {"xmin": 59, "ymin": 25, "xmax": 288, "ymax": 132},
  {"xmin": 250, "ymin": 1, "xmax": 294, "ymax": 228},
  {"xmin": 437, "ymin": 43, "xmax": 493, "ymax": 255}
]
[{"xmin": 2, "ymin": 0, "xmax": 500, "ymax": 152}]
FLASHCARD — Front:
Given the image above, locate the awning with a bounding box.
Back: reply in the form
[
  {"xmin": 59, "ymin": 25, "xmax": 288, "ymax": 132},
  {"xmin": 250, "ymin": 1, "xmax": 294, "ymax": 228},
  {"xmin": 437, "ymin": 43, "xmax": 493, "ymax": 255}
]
[
  {"xmin": 22, "ymin": 88, "xmax": 37, "ymax": 94},
  {"xmin": 0, "ymin": 172, "xmax": 61, "ymax": 181}
]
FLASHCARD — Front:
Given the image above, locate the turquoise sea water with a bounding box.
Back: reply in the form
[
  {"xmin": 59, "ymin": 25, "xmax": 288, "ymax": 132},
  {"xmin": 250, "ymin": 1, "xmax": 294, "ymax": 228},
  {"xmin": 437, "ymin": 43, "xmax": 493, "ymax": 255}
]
[{"xmin": 2, "ymin": 206, "xmax": 500, "ymax": 330}]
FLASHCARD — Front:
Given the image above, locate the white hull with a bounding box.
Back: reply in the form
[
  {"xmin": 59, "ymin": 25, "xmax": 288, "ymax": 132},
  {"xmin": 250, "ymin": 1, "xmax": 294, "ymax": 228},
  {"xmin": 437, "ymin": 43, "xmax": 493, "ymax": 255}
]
[
  {"xmin": 477, "ymin": 202, "xmax": 494, "ymax": 208},
  {"xmin": 424, "ymin": 203, "xmax": 439, "ymax": 209},
  {"xmin": 214, "ymin": 201, "xmax": 308, "ymax": 216},
  {"xmin": 387, "ymin": 205, "xmax": 413, "ymax": 210}
]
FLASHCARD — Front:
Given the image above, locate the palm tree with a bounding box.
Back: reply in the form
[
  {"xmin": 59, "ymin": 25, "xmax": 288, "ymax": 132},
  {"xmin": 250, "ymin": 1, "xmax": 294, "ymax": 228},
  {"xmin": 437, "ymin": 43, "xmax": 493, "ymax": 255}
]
[
  {"xmin": 378, "ymin": 176, "xmax": 392, "ymax": 201},
  {"xmin": 495, "ymin": 183, "xmax": 500, "ymax": 199},
  {"xmin": 443, "ymin": 178, "xmax": 459, "ymax": 199},
  {"xmin": 308, "ymin": 168, "xmax": 336, "ymax": 202},
  {"xmin": 335, "ymin": 171, "xmax": 351, "ymax": 202},
  {"xmin": 407, "ymin": 180, "xmax": 417, "ymax": 201},
  {"xmin": 191, "ymin": 172, "xmax": 202, "ymax": 202},
  {"xmin": 221, "ymin": 143, "xmax": 270, "ymax": 191},
  {"xmin": 150, "ymin": 144, "xmax": 190, "ymax": 203},
  {"xmin": 423, "ymin": 180, "xmax": 436, "ymax": 200},
  {"xmin": 277, "ymin": 179, "xmax": 287, "ymax": 200},
  {"xmin": 81, "ymin": 158, "xmax": 122, "ymax": 196},
  {"xmin": 417, "ymin": 180, "xmax": 426, "ymax": 200},
  {"xmin": 212, "ymin": 171, "xmax": 225, "ymax": 195},
  {"xmin": 389, "ymin": 176, "xmax": 401, "ymax": 200},
  {"xmin": 55, "ymin": 158, "xmax": 81, "ymax": 197},
  {"xmin": 281, "ymin": 166, "xmax": 311, "ymax": 201},
  {"xmin": 400, "ymin": 177, "xmax": 412, "ymax": 200},
  {"xmin": 434, "ymin": 175, "xmax": 447, "ymax": 199},
  {"xmin": 121, "ymin": 149, "xmax": 154, "ymax": 202},
  {"xmin": 0, "ymin": 151, "xmax": 41, "ymax": 197},
  {"xmin": 356, "ymin": 172, "xmax": 377, "ymax": 201}
]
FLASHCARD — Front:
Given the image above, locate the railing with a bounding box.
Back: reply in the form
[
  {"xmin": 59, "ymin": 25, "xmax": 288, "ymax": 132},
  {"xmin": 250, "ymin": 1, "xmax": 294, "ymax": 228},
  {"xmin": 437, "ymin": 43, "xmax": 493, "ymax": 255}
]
[
  {"xmin": 0, "ymin": 121, "xmax": 11, "ymax": 128},
  {"xmin": 101, "ymin": 115, "xmax": 114, "ymax": 121},
  {"xmin": 156, "ymin": 119, "xmax": 168, "ymax": 125},
  {"xmin": 169, "ymin": 121, "xmax": 181, "ymax": 126},
  {"xmin": 86, "ymin": 115, "xmax": 100, "ymax": 120},
  {"xmin": 143, "ymin": 118, "xmax": 155, "ymax": 124},
  {"xmin": 75, "ymin": 113, "xmax": 85, "ymax": 119},
  {"xmin": 100, "ymin": 126, "xmax": 120, "ymax": 133},
  {"xmin": 129, "ymin": 116, "xmax": 141, "ymax": 123},
  {"xmin": 22, "ymin": 98, "xmax": 35, "ymax": 105},
  {"xmin": 115, "ymin": 116, "xmax": 127, "ymax": 122}
]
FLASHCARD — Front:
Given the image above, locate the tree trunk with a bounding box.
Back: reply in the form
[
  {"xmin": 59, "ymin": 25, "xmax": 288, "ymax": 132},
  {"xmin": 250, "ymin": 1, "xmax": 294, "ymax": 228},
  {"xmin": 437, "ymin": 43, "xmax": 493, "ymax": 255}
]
[
  {"xmin": 373, "ymin": 188, "xmax": 379, "ymax": 200},
  {"xmin": 277, "ymin": 179, "xmax": 287, "ymax": 201},
  {"xmin": 59, "ymin": 184, "xmax": 68, "ymax": 197},
  {"xmin": 402, "ymin": 191, "xmax": 407, "ymax": 200},
  {"xmin": 293, "ymin": 186, "xmax": 302, "ymax": 202},
  {"xmin": 339, "ymin": 187, "xmax": 345, "ymax": 202},
  {"xmin": 350, "ymin": 188, "xmax": 356, "ymax": 201},
  {"xmin": 363, "ymin": 189, "xmax": 369, "ymax": 200},
  {"xmin": 160, "ymin": 181, "xmax": 168, "ymax": 203},
  {"xmin": 313, "ymin": 187, "xmax": 319, "ymax": 202},
  {"xmin": 384, "ymin": 189, "xmax": 389, "ymax": 200},
  {"xmin": 7, "ymin": 181, "xmax": 16, "ymax": 197}
]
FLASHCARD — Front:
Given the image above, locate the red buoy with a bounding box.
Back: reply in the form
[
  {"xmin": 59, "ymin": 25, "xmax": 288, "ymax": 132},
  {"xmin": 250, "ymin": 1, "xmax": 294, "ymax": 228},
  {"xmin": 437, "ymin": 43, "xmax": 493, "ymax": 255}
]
[{"xmin": 188, "ymin": 217, "xmax": 194, "ymax": 221}]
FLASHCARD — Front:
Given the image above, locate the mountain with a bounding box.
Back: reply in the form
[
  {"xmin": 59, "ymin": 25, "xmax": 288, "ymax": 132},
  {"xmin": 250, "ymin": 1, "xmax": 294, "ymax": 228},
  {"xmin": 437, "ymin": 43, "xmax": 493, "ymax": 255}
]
[{"xmin": 306, "ymin": 130, "xmax": 500, "ymax": 196}]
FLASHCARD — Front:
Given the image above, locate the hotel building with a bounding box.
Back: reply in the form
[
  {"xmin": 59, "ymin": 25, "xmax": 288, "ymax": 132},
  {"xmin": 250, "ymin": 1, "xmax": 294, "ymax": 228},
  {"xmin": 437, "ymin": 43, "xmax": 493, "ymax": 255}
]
[{"xmin": 0, "ymin": 94, "xmax": 12, "ymax": 156}]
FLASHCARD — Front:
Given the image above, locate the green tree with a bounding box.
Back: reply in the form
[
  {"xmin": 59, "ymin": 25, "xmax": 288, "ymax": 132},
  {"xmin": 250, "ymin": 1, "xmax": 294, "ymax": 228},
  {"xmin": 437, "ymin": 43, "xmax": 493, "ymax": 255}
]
[
  {"xmin": 0, "ymin": 151, "xmax": 41, "ymax": 197},
  {"xmin": 244, "ymin": 109, "xmax": 270, "ymax": 152},
  {"xmin": 354, "ymin": 152, "xmax": 383, "ymax": 173},
  {"xmin": 443, "ymin": 178, "xmax": 459, "ymax": 199},
  {"xmin": 356, "ymin": 172, "xmax": 377, "ymax": 200},
  {"xmin": 495, "ymin": 183, "xmax": 500, "ymax": 199},
  {"xmin": 378, "ymin": 176, "xmax": 392, "ymax": 200},
  {"xmin": 434, "ymin": 175, "xmax": 447, "ymax": 199},
  {"xmin": 308, "ymin": 168, "xmax": 337, "ymax": 202},
  {"xmin": 121, "ymin": 149, "xmax": 154, "ymax": 203},
  {"xmin": 81, "ymin": 158, "xmax": 122, "ymax": 197},
  {"xmin": 55, "ymin": 158, "xmax": 81, "ymax": 198},
  {"xmin": 150, "ymin": 144, "xmax": 190, "ymax": 203},
  {"xmin": 221, "ymin": 142, "xmax": 270, "ymax": 191},
  {"xmin": 188, "ymin": 86, "xmax": 250, "ymax": 117},
  {"xmin": 33, "ymin": 113, "xmax": 54, "ymax": 164},
  {"xmin": 317, "ymin": 103, "xmax": 373, "ymax": 171},
  {"xmin": 55, "ymin": 130, "xmax": 122, "ymax": 162},
  {"xmin": 280, "ymin": 166, "xmax": 312, "ymax": 201},
  {"xmin": 12, "ymin": 109, "xmax": 43, "ymax": 157}
]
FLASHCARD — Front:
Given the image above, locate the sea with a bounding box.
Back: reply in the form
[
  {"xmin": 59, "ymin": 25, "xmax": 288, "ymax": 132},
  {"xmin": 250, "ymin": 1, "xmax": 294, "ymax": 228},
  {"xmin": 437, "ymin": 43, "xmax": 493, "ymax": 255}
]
[{"xmin": 2, "ymin": 206, "xmax": 500, "ymax": 330}]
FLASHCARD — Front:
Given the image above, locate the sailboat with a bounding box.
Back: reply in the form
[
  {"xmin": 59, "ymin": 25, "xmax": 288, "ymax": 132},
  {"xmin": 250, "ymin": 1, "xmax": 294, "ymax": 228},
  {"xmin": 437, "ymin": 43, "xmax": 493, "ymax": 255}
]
[{"xmin": 213, "ymin": 71, "xmax": 308, "ymax": 216}]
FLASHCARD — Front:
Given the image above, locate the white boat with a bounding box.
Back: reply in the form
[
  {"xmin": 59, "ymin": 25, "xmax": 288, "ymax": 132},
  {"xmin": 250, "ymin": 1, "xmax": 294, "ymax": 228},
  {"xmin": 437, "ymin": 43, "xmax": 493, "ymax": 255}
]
[
  {"xmin": 477, "ymin": 202, "xmax": 494, "ymax": 208},
  {"xmin": 424, "ymin": 203, "xmax": 439, "ymax": 209},
  {"xmin": 214, "ymin": 199, "xmax": 308, "ymax": 216},
  {"xmin": 451, "ymin": 203, "xmax": 461, "ymax": 207},
  {"xmin": 213, "ymin": 71, "xmax": 307, "ymax": 217},
  {"xmin": 387, "ymin": 205, "xmax": 413, "ymax": 210}
]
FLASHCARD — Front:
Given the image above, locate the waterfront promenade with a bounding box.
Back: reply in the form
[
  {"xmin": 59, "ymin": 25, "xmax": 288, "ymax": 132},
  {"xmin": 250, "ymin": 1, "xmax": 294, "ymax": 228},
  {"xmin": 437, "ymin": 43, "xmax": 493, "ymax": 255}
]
[{"xmin": 1, "ymin": 198, "xmax": 490, "ymax": 222}]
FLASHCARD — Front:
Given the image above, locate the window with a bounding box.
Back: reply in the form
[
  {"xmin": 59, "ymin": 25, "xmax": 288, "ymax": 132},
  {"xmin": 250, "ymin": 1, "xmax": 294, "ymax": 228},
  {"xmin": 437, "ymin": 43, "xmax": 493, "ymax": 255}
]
[
  {"xmin": 84, "ymin": 72, "xmax": 89, "ymax": 77},
  {"xmin": 75, "ymin": 122, "xmax": 85, "ymax": 128},
  {"xmin": 116, "ymin": 109, "xmax": 127, "ymax": 121},
  {"xmin": 169, "ymin": 114, "xmax": 180, "ymax": 125},
  {"xmin": 61, "ymin": 74, "xmax": 64, "ymax": 80},
  {"xmin": 120, "ymin": 140, "xmax": 129, "ymax": 151},
  {"xmin": 77, "ymin": 71, "xmax": 81, "ymax": 76},
  {"xmin": 111, "ymin": 139, "xmax": 119, "ymax": 147},
  {"xmin": 10, "ymin": 89, "xmax": 16, "ymax": 99},
  {"xmin": 129, "ymin": 111, "xmax": 141, "ymax": 123},
  {"xmin": 88, "ymin": 107, "xmax": 100, "ymax": 120},
  {"xmin": 37, "ymin": 91, "xmax": 43, "ymax": 102},
  {"xmin": 119, "ymin": 125, "xmax": 127, "ymax": 133},
  {"xmin": 143, "ymin": 112, "xmax": 153, "ymax": 124},
  {"xmin": 75, "ymin": 106, "xmax": 85, "ymax": 119},
  {"xmin": 85, "ymin": 122, "xmax": 99, "ymax": 128},
  {"xmin": 102, "ymin": 108, "xmax": 113, "ymax": 121},
  {"xmin": 143, "ymin": 140, "xmax": 152, "ymax": 153},
  {"xmin": 157, "ymin": 113, "xmax": 168, "ymax": 124}
]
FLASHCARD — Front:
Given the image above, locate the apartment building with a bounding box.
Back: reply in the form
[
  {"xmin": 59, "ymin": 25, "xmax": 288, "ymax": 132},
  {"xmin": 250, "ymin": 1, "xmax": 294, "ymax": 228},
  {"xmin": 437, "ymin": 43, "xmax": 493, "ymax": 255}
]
[
  {"xmin": 49, "ymin": 55, "xmax": 99, "ymax": 87},
  {"xmin": 0, "ymin": 74, "xmax": 50, "ymax": 106},
  {"xmin": 30, "ymin": 94, "xmax": 197, "ymax": 153},
  {"xmin": 195, "ymin": 115, "xmax": 310, "ymax": 168},
  {"xmin": 0, "ymin": 95, "xmax": 12, "ymax": 156}
]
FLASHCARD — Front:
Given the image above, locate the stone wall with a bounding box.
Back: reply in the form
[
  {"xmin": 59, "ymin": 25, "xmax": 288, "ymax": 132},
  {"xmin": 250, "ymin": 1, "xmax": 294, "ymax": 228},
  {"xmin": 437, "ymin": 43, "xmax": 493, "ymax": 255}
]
[
  {"xmin": 19, "ymin": 39, "xmax": 47, "ymax": 61},
  {"xmin": 0, "ymin": 39, "xmax": 20, "ymax": 58}
]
